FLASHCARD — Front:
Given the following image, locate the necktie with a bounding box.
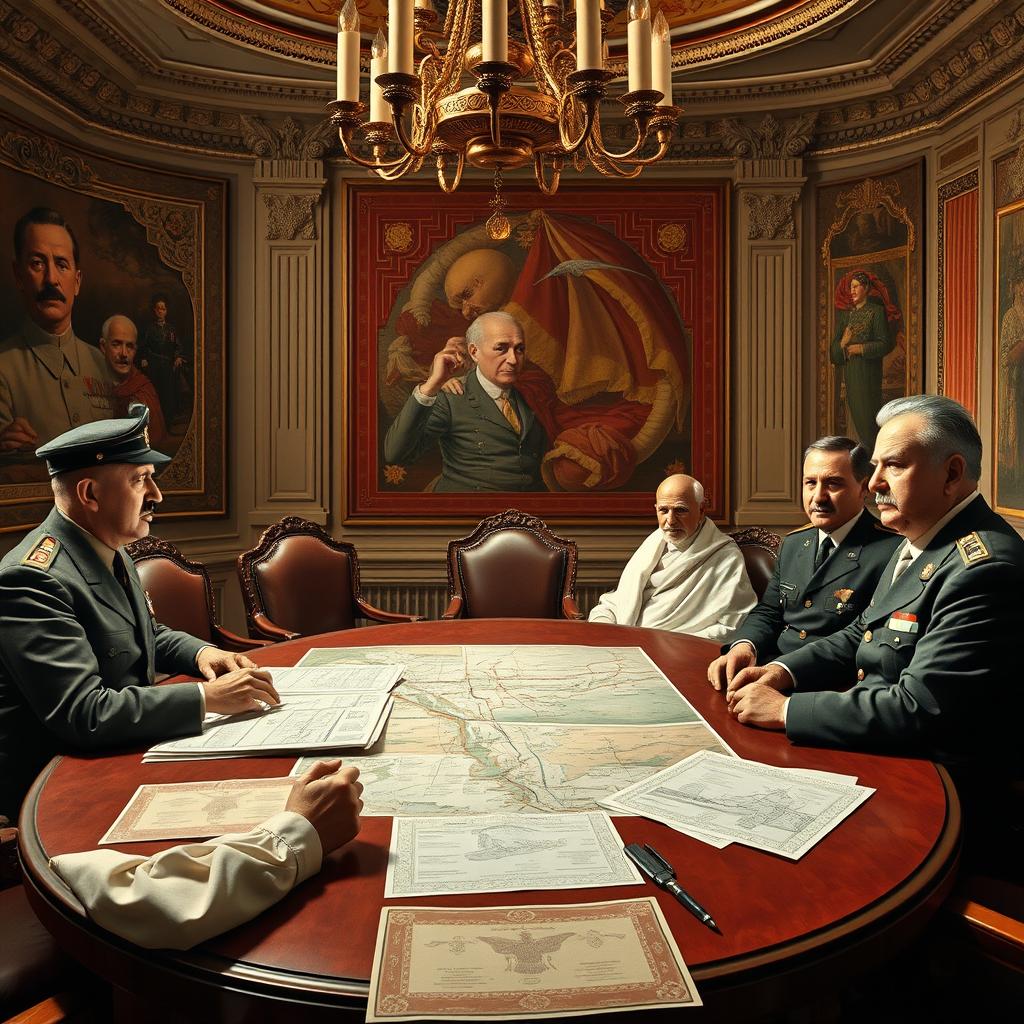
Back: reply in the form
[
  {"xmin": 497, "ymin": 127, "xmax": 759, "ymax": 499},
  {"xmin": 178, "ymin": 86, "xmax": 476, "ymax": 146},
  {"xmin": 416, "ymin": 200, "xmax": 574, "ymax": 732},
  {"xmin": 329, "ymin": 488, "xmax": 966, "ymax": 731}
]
[
  {"xmin": 891, "ymin": 544, "xmax": 914, "ymax": 585},
  {"xmin": 113, "ymin": 552, "xmax": 134, "ymax": 600},
  {"xmin": 813, "ymin": 537, "xmax": 833, "ymax": 571},
  {"xmin": 500, "ymin": 394, "xmax": 521, "ymax": 435}
]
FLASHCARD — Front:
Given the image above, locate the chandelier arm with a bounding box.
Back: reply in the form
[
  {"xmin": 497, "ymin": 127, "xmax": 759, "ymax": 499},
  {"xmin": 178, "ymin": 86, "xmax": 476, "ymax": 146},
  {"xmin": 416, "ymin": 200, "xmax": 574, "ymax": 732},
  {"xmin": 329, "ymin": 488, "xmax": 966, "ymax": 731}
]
[
  {"xmin": 586, "ymin": 118, "xmax": 655, "ymax": 161},
  {"xmin": 338, "ymin": 126, "xmax": 408, "ymax": 171},
  {"xmin": 436, "ymin": 151, "xmax": 465, "ymax": 193},
  {"xmin": 556, "ymin": 92, "xmax": 599, "ymax": 155},
  {"xmin": 373, "ymin": 153, "xmax": 423, "ymax": 180},
  {"xmin": 585, "ymin": 146, "xmax": 646, "ymax": 178},
  {"xmin": 533, "ymin": 153, "xmax": 563, "ymax": 196},
  {"xmin": 518, "ymin": 0, "xmax": 564, "ymax": 99},
  {"xmin": 391, "ymin": 107, "xmax": 434, "ymax": 159},
  {"xmin": 593, "ymin": 135, "xmax": 672, "ymax": 166}
]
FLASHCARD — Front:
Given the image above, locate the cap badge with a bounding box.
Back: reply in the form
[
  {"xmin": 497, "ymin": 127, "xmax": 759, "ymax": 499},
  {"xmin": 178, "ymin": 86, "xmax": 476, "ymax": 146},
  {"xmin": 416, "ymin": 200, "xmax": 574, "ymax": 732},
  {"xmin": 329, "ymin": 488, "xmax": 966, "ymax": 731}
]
[
  {"xmin": 143, "ymin": 426, "xmax": 150, "ymax": 447},
  {"xmin": 95, "ymin": 452, "xmax": 104, "ymax": 461}
]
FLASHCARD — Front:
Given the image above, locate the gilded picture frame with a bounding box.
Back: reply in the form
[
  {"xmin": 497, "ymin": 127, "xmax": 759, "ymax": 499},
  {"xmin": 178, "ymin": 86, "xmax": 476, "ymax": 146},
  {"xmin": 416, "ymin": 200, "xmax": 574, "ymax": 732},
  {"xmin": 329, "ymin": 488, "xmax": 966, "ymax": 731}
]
[
  {"xmin": 815, "ymin": 161, "xmax": 923, "ymax": 450},
  {"xmin": 0, "ymin": 116, "xmax": 226, "ymax": 531}
]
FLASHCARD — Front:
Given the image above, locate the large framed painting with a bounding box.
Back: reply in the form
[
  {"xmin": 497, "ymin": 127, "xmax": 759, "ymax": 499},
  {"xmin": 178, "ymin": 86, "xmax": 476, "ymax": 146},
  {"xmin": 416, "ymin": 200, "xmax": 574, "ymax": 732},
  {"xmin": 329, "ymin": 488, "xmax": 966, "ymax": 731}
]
[
  {"xmin": 344, "ymin": 182, "xmax": 728, "ymax": 522},
  {"xmin": 993, "ymin": 146, "xmax": 1024, "ymax": 520},
  {"xmin": 815, "ymin": 162, "xmax": 923, "ymax": 450},
  {"xmin": 0, "ymin": 117, "xmax": 226, "ymax": 532}
]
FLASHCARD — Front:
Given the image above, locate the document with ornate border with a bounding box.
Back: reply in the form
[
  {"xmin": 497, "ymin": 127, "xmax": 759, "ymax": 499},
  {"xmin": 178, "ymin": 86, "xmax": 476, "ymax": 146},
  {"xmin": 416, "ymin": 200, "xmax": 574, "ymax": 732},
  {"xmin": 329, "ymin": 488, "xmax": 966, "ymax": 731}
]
[
  {"xmin": 99, "ymin": 778, "xmax": 294, "ymax": 844},
  {"xmin": 366, "ymin": 899, "xmax": 701, "ymax": 1021}
]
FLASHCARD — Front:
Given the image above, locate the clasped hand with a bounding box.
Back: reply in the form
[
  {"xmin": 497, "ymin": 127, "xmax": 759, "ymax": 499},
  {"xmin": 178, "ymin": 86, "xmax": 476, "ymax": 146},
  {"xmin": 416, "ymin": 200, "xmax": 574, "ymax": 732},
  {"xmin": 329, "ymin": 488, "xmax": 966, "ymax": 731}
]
[{"xmin": 707, "ymin": 655, "xmax": 791, "ymax": 730}]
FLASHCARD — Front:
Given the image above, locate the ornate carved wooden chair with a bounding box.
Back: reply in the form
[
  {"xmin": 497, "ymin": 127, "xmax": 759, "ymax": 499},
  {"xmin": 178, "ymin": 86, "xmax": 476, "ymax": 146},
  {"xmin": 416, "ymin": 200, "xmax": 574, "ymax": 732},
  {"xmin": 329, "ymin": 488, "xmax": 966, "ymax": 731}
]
[
  {"xmin": 237, "ymin": 516, "xmax": 419, "ymax": 641},
  {"xmin": 125, "ymin": 537, "xmax": 267, "ymax": 652},
  {"xmin": 443, "ymin": 509, "xmax": 582, "ymax": 620},
  {"xmin": 729, "ymin": 527, "xmax": 781, "ymax": 601}
]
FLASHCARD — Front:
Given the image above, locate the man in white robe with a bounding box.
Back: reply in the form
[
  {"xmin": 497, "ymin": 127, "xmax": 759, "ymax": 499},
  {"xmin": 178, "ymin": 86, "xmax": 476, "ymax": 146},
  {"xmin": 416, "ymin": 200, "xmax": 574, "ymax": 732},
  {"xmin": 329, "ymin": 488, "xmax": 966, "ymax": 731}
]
[{"xmin": 588, "ymin": 474, "xmax": 756, "ymax": 640}]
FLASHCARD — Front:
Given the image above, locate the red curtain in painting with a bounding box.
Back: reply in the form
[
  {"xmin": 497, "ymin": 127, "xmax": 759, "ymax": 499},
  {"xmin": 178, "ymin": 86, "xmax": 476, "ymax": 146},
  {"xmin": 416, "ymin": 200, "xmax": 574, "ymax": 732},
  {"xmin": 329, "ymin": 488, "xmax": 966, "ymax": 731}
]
[{"xmin": 943, "ymin": 189, "xmax": 978, "ymax": 415}]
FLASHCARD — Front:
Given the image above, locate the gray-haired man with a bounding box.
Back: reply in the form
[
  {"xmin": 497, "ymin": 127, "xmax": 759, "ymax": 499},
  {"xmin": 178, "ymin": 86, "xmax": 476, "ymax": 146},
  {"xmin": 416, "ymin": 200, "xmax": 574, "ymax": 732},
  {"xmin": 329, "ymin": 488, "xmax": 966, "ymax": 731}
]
[{"xmin": 725, "ymin": 396, "xmax": 1024, "ymax": 777}]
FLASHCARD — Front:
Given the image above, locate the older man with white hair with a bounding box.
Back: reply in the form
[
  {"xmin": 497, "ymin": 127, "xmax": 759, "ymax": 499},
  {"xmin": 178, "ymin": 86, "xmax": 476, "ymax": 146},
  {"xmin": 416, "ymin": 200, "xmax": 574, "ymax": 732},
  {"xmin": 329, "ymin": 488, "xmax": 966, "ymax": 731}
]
[
  {"xmin": 724, "ymin": 394, "xmax": 1024, "ymax": 778},
  {"xmin": 99, "ymin": 314, "xmax": 168, "ymax": 445},
  {"xmin": 588, "ymin": 474, "xmax": 757, "ymax": 640}
]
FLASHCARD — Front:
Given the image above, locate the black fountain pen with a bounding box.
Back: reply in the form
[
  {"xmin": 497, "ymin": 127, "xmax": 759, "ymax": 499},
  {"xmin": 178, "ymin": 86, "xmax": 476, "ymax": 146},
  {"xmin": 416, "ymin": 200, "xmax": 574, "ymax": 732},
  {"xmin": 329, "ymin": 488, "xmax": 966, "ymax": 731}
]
[{"xmin": 623, "ymin": 843, "xmax": 721, "ymax": 934}]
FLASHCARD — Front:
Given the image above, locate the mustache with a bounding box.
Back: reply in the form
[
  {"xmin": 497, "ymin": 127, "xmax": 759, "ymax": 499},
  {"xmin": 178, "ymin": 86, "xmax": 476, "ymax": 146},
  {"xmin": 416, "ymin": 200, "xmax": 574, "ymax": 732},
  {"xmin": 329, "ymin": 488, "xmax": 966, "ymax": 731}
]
[
  {"xmin": 874, "ymin": 493, "xmax": 897, "ymax": 507},
  {"xmin": 142, "ymin": 500, "xmax": 159, "ymax": 514},
  {"xmin": 810, "ymin": 502, "xmax": 835, "ymax": 511},
  {"xmin": 36, "ymin": 285, "xmax": 65, "ymax": 302}
]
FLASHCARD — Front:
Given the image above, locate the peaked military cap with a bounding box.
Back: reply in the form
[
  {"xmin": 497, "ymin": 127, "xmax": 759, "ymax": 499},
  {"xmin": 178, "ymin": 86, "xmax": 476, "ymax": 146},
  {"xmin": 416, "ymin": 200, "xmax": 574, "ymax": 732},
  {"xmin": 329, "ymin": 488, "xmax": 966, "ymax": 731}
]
[{"xmin": 35, "ymin": 403, "xmax": 171, "ymax": 477}]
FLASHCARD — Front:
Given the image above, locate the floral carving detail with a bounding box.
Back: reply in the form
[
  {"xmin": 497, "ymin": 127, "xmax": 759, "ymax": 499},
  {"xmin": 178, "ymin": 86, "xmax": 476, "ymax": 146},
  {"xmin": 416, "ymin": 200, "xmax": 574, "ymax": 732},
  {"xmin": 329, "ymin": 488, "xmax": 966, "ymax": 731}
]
[
  {"xmin": 384, "ymin": 222, "xmax": 414, "ymax": 253},
  {"xmin": 263, "ymin": 194, "xmax": 318, "ymax": 241},
  {"xmin": 240, "ymin": 114, "xmax": 336, "ymax": 160},
  {"xmin": 743, "ymin": 192, "xmax": 799, "ymax": 240},
  {"xmin": 383, "ymin": 464, "xmax": 407, "ymax": 485},
  {"xmin": 718, "ymin": 112, "xmax": 817, "ymax": 159},
  {"xmin": 120, "ymin": 198, "xmax": 198, "ymax": 292},
  {"xmin": 1004, "ymin": 143, "xmax": 1024, "ymax": 202},
  {"xmin": 0, "ymin": 131, "xmax": 96, "ymax": 187},
  {"xmin": 657, "ymin": 223, "xmax": 687, "ymax": 253}
]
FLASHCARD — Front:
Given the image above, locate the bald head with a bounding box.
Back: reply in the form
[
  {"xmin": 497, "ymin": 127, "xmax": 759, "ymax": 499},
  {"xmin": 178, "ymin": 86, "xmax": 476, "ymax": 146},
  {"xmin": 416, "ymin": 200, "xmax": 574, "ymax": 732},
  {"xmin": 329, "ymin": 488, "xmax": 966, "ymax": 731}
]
[
  {"xmin": 654, "ymin": 474, "xmax": 706, "ymax": 543},
  {"xmin": 99, "ymin": 314, "xmax": 138, "ymax": 379}
]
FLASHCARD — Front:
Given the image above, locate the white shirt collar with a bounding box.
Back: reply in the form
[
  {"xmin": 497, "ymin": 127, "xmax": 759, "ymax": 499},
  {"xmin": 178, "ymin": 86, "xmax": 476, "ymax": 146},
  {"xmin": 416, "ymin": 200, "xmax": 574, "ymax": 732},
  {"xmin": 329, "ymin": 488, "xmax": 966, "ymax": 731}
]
[
  {"xmin": 475, "ymin": 366, "xmax": 506, "ymax": 401},
  {"xmin": 55, "ymin": 506, "xmax": 117, "ymax": 573},
  {"xmin": 818, "ymin": 509, "xmax": 862, "ymax": 551},
  {"xmin": 899, "ymin": 489, "xmax": 981, "ymax": 563}
]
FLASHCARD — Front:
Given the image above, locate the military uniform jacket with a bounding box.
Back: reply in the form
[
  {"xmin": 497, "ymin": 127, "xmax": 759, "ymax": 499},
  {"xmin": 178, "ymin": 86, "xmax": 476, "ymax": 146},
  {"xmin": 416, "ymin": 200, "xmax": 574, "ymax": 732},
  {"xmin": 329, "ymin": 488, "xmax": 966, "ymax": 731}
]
[
  {"xmin": 0, "ymin": 322, "xmax": 113, "ymax": 445},
  {"xmin": 383, "ymin": 370, "xmax": 547, "ymax": 492},
  {"xmin": 781, "ymin": 495, "xmax": 1024, "ymax": 769},
  {"xmin": 0, "ymin": 509, "xmax": 206, "ymax": 820},
  {"xmin": 727, "ymin": 509, "xmax": 901, "ymax": 661}
]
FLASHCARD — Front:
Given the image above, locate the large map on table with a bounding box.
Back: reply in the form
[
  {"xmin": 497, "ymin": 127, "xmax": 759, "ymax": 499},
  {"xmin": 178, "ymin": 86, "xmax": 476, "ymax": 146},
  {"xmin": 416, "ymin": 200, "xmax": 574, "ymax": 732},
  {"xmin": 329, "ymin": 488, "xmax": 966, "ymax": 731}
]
[{"xmin": 293, "ymin": 646, "xmax": 732, "ymax": 816}]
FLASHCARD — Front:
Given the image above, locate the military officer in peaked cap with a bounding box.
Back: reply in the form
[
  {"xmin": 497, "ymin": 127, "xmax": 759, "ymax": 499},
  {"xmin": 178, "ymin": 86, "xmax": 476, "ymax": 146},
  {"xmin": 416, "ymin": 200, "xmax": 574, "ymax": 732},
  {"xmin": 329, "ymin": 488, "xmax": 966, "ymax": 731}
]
[
  {"xmin": 724, "ymin": 394, "xmax": 1024, "ymax": 780},
  {"xmin": 708, "ymin": 435, "xmax": 901, "ymax": 691},
  {"xmin": 0, "ymin": 404, "xmax": 280, "ymax": 820}
]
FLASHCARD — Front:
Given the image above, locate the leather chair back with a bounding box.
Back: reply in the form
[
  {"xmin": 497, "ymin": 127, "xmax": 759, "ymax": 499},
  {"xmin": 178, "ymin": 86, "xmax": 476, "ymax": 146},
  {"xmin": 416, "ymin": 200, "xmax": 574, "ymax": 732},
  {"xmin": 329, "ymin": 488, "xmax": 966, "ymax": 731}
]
[
  {"xmin": 127, "ymin": 538, "xmax": 216, "ymax": 642},
  {"xmin": 730, "ymin": 527, "xmax": 781, "ymax": 601},
  {"xmin": 252, "ymin": 534, "xmax": 360, "ymax": 635},
  {"xmin": 445, "ymin": 510, "xmax": 581, "ymax": 620}
]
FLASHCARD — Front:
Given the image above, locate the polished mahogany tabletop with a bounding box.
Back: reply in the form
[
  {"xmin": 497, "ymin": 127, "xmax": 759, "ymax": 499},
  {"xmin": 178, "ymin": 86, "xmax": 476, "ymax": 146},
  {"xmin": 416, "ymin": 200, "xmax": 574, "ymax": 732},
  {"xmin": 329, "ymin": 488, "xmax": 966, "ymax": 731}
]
[{"xmin": 20, "ymin": 620, "xmax": 960, "ymax": 1022}]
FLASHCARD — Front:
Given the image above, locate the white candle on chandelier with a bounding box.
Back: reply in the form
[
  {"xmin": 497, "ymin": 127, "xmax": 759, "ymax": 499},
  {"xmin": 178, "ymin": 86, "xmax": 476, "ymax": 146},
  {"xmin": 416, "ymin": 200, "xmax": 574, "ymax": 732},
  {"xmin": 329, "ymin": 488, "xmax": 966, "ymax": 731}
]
[
  {"xmin": 627, "ymin": 0, "xmax": 652, "ymax": 94},
  {"xmin": 388, "ymin": 0, "xmax": 415, "ymax": 75},
  {"xmin": 336, "ymin": 0, "xmax": 360, "ymax": 102},
  {"xmin": 575, "ymin": 0, "xmax": 603, "ymax": 71},
  {"xmin": 651, "ymin": 8, "xmax": 671, "ymax": 105},
  {"xmin": 370, "ymin": 29, "xmax": 389, "ymax": 122},
  {"xmin": 482, "ymin": 0, "xmax": 509, "ymax": 63}
]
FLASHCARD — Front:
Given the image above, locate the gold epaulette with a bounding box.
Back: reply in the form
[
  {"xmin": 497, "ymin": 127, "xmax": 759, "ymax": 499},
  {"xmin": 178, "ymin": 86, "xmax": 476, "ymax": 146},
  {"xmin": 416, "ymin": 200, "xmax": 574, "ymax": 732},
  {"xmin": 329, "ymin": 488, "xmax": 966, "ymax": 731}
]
[
  {"xmin": 786, "ymin": 522, "xmax": 816, "ymax": 535},
  {"xmin": 21, "ymin": 535, "xmax": 60, "ymax": 569},
  {"xmin": 955, "ymin": 531, "xmax": 990, "ymax": 566}
]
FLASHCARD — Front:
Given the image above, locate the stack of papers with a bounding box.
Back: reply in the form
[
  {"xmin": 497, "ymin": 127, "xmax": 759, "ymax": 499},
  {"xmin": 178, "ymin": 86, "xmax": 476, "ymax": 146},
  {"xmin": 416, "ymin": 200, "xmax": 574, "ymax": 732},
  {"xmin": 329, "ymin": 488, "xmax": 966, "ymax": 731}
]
[
  {"xmin": 601, "ymin": 750, "xmax": 874, "ymax": 860},
  {"xmin": 143, "ymin": 665, "xmax": 403, "ymax": 762}
]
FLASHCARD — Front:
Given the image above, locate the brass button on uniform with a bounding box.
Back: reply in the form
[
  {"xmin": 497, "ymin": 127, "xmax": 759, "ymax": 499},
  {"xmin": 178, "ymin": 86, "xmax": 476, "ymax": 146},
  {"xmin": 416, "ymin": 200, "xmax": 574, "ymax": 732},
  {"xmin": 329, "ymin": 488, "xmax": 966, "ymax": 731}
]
[
  {"xmin": 798, "ymin": 629, "xmax": 807, "ymax": 640},
  {"xmin": 863, "ymin": 630, "xmax": 873, "ymax": 642},
  {"xmin": 857, "ymin": 668, "xmax": 865, "ymax": 681},
  {"xmin": 803, "ymin": 599, "xmax": 812, "ymax": 608}
]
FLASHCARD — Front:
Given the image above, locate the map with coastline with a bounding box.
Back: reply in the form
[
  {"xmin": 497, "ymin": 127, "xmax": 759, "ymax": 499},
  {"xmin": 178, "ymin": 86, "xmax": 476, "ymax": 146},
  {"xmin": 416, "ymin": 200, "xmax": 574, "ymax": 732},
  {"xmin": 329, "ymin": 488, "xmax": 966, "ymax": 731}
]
[{"xmin": 293, "ymin": 645, "xmax": 732, "ymax": 815}]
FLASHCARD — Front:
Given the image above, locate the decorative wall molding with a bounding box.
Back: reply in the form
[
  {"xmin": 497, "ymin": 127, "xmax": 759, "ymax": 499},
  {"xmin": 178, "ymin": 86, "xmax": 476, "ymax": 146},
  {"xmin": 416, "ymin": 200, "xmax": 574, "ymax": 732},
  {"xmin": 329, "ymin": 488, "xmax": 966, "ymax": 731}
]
[
  {"xmin": 719, "ymin": 113, "xmax": 817, "ymax": 160},
  {"xmin": 240, "ymin": 114, "xmax": 336, "ymax": 161},
  {"xmin": 742, "ymin": 191, "xmax": 799, "ymax": 240},
  {"xmin": 262, "ymin": 193, "xmax": 318, "ymax": 241},
  {"xmin": 0, "ymin": 129, "xmax": 96, "ymax": 185}
]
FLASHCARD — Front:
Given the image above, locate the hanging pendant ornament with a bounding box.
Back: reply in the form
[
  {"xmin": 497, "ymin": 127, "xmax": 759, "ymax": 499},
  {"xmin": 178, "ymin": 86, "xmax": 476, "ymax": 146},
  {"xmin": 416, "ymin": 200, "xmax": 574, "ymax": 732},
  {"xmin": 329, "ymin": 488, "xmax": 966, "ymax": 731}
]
[{"xmin": 486, "ymin": 168, "xmax": 511, "ymax": 240}]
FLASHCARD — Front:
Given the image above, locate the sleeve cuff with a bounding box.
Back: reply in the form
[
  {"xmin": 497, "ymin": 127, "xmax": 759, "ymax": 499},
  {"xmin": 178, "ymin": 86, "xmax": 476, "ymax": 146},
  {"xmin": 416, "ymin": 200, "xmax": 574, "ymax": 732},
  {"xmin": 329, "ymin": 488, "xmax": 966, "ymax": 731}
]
[
  {"xmin": 413, "ymin": 386, "xmax": 437, "ymax": 407},
  {"xmin": 258, "ymin": 811, "xmax": 323, "ymax": 885},
  {"xmin": 730, "ymin": 640, "xmax": 757, "ymax": 657}
]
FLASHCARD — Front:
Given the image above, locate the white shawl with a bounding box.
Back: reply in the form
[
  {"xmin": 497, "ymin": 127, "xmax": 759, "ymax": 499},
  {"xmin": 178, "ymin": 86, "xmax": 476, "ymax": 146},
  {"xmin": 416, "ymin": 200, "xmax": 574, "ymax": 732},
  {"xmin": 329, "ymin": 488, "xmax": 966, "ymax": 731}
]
[{"xmin": 588, "ymin": 518, "xmax": 757, "ymax": 641}]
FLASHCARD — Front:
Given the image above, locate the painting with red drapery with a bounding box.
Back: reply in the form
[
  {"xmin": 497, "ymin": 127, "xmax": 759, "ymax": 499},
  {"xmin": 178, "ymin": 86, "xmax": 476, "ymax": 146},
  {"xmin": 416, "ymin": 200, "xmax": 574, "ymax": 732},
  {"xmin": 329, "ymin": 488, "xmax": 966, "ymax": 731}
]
[{"xmin": 346, "ymin": 182, "xmax": 727, "ymax": 522}]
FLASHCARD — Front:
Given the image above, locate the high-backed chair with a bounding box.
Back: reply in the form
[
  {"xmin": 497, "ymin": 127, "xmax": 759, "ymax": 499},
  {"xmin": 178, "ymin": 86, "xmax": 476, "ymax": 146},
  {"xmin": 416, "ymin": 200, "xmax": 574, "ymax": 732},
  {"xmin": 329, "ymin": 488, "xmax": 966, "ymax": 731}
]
[
  {"xmin": 125, "ymin": 537, "xmax": 267, "ymax": 652},
  {"xmin": 730, "ymin": 527, "xmax": 781, "ymax": 601},
  {"xmin": 443, "ymin": 509, "xmax": 582, "ymax": 620},
  {"xmin": 237, "ymin": 517, "xmax": 419, "ymax": 642}
]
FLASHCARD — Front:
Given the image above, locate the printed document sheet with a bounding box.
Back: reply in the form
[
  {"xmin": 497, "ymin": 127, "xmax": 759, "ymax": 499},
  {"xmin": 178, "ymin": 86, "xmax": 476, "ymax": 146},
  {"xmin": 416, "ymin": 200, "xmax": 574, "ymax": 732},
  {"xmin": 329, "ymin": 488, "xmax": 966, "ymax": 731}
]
[
  {"xmin": 384, "ymin": 812, "xmax": 642, "ymax": 898},
  {"xmin": 367, "ymin": 899, "xmax": 701, "ymax": 1020},
  {"xmin": 602, "ymin": 750, "xmax": 874, "ymax": 860},
  {"xmin": 99, "ymin": 777, "xmax": 293, "ymax": 844}
]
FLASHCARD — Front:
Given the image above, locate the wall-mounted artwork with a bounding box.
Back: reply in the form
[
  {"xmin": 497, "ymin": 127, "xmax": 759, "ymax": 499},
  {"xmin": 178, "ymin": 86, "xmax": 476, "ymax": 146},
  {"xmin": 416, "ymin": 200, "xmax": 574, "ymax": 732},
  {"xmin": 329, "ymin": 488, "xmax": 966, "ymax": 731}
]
[
  {"xmin": 993, "ymin": 145, "xmax": 1024, "ymax": 520},
  {"xmin": 0, "ymin": 117, "xmax": 226, "ymax": 531},
  {"xmin": 815, "ymin": 162, "xmax": 923, "ymax": 449},
  {"xmin": 345, "ymin": 183, "xmax": 728, "ymax": 522}
]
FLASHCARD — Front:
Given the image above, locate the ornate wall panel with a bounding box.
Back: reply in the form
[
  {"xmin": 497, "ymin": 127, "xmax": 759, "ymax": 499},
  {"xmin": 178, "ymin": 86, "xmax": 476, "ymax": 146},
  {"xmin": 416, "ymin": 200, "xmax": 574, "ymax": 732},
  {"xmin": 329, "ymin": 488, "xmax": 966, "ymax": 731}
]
[{"xmin": 937, "ymin": 172, "xmax": 979, "ymax": 415}]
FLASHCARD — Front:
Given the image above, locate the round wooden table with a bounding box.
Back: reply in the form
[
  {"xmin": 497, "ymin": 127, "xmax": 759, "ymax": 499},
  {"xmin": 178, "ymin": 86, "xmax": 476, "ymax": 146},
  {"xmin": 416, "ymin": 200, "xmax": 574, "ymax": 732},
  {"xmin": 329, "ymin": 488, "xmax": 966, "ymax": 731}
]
[{"xmin": 19, "ymin": 620, "xmax": 960, "ymax": 1022}]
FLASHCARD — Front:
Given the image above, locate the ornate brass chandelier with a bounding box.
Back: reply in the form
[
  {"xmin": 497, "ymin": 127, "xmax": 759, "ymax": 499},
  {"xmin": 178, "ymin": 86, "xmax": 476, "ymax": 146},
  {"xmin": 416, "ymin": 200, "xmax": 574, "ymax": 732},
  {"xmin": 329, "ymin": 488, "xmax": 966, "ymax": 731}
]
[{"xmin": 327, "ymin": 0, "xmax": 681, "ymax": 236}]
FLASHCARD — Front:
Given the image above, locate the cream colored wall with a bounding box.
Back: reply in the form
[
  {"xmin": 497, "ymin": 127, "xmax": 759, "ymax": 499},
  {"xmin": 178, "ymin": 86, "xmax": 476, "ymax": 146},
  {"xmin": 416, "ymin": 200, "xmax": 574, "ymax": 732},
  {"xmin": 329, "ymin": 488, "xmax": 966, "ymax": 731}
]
[{"xmin": 2, "ymin": 78, "xmax": 1022, "ymax": 632}]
